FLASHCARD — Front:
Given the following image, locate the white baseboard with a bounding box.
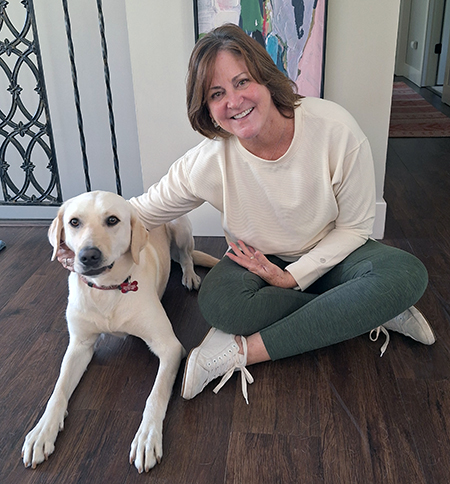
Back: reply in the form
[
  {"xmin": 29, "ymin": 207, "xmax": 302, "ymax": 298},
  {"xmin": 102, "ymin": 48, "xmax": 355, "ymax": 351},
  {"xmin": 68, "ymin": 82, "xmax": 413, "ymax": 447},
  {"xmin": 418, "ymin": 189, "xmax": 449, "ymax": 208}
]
[
  {"xmin": 191, "ymin": 203, "xmax": 223, "ymax": 236},
  {"xmin": 372, "ymin": 199, "xmax": 387, "ymax": 240},
  {"xmin": 0, "ymin": 205, "xmax": 58, "ymax": 221}
]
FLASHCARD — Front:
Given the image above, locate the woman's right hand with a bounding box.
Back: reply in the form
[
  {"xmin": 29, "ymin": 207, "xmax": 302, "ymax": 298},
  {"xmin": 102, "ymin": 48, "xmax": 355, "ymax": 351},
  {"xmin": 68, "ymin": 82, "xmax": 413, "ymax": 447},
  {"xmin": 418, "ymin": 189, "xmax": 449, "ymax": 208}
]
[
  {"xmin": 226, "ymin": 240, "xmax": 297, "ymax": 289},
  {"xmin": 57, "ymin": 242, "xmax": 75, "ymax": 272}
]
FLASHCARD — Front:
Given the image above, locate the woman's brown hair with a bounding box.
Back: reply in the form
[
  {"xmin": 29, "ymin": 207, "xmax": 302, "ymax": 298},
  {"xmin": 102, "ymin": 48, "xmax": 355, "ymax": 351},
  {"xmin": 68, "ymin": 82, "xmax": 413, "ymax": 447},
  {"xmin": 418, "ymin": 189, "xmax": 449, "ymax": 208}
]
[{"xmin": 186, "ymin": 23, "xmax": 303, "ymax": 139}]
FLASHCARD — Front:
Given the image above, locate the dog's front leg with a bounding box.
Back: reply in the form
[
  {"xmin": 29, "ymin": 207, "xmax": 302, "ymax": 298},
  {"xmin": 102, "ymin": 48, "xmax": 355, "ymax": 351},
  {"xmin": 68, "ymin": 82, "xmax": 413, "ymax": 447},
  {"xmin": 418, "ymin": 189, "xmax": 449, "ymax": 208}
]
[
  {"xmin": 129, "ymin": 351, "xmax": 184, "ymax": 473},
  {"xmin": 129, "ymin": 315, "xmax": 185, "ymax": 473},
  {"xmin": 22, "ymin": 335, "xmax": 97, "ymax": 468}
]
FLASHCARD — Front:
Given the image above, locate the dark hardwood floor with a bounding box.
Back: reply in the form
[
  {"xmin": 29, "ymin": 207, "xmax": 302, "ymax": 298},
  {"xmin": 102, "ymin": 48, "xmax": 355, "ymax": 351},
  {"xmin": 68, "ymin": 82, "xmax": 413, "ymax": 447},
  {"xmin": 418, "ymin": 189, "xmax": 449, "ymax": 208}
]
[{"xmin": 1, "ymin": 88, "xmax": 450, "ymax": 483}]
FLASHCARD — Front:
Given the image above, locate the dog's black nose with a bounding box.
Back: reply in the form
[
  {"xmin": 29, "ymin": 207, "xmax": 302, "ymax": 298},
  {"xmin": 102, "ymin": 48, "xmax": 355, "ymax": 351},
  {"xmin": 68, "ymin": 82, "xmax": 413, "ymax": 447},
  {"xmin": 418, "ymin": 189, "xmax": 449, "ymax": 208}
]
[{"xmin": 79, "ymin": 247, "xmax": 102, "ymax": 267}]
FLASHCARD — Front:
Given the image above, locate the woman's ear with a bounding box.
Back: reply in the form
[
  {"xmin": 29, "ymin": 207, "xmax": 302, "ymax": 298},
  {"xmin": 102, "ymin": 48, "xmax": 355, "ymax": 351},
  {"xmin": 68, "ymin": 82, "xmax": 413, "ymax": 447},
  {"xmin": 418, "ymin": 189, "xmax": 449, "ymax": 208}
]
[{"xmin": 209, "ymin": 109, "xmax": 219, "ymax": 128}]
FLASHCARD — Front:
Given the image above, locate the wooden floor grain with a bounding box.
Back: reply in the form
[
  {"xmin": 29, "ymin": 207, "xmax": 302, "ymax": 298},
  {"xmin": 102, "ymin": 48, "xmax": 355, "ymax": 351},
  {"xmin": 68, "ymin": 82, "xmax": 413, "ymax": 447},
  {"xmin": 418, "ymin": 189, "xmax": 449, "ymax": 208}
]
[{"xmin": 1, "ymin": 85, "xmax": 450, "ymax": 484}]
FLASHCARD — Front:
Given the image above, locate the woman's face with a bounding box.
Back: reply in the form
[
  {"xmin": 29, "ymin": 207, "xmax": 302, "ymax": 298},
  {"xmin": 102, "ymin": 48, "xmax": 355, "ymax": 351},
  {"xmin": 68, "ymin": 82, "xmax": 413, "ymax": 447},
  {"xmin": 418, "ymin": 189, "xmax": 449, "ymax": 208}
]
[{"xmin": 206, "ymin": 50, "xmax": 278, "ymax": 143}]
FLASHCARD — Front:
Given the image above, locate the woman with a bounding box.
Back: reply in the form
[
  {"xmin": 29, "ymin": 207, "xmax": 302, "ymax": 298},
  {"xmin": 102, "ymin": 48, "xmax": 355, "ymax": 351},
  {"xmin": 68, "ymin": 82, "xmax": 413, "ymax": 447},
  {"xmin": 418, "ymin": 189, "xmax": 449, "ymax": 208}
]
[{"xmin": 60, "ymin": 24, "xmax": 434, "ymax": 404}]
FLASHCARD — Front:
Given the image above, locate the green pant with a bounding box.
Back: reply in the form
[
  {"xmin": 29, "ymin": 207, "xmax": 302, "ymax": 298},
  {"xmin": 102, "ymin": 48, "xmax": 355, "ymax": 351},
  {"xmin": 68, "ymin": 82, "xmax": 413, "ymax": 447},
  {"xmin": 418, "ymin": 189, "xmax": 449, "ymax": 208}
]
[{"xmin": 198, "ymin": 239, "xmax": 428, "ymax": 360}]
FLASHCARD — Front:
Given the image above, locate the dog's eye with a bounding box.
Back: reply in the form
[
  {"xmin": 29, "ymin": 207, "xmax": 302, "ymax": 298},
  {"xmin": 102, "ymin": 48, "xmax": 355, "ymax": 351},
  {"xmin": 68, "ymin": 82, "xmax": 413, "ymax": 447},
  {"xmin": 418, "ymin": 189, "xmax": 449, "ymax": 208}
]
[
  {"xmin": 69, "ymin": 218, "xmax": 80, "ymax": 228},
  {"xmin": 106, "ymin": 216, "xmax": 120, "ymax": 226}
]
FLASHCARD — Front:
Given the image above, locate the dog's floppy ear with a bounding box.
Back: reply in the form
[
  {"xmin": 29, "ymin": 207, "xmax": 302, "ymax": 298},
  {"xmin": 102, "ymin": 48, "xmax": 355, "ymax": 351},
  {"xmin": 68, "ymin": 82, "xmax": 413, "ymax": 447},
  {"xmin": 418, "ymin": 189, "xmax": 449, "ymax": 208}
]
[
  {"xmin": 130, "ymin": 211, "xmax": 148, "ymax": 265},
  {"xmin": 48, "ymin": 209, "xmax": 64, "ymax": 261}
]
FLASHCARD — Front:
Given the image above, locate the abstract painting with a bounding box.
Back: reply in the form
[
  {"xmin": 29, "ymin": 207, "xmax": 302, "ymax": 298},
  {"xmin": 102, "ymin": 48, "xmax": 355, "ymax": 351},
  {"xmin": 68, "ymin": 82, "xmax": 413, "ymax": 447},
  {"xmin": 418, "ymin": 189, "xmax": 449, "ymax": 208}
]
[{"xmin": 194, "ymin": 0, "xmax": 327, "ymax": 98}]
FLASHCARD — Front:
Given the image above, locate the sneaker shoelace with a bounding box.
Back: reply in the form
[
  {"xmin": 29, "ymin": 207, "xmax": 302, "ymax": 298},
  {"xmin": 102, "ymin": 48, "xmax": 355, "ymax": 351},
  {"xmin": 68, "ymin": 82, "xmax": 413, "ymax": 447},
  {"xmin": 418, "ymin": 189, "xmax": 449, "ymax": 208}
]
[
  {"xmin": 212, "ymin": 335, "xmax": 254, "ymax": 404},
  {"xmin": 369, "ymin": 326, "xmax": 390, "ymax": 357}
]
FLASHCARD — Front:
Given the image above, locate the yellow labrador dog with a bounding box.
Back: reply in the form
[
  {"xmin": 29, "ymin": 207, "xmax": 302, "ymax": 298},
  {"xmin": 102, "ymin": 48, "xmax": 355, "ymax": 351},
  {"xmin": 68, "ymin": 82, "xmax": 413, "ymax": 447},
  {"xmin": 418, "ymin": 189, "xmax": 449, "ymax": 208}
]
[{"xmin": 22, "ymin": 191, "xmax": 218, "ymax": 473}]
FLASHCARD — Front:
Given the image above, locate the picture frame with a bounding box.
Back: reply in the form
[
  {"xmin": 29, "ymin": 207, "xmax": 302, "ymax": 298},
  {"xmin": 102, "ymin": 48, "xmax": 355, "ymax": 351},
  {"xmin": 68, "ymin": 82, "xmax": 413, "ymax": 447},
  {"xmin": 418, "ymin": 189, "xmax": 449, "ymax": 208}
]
[{"xmin": 193, "ymin": 0, "xmax": 328, "ymax": 98}]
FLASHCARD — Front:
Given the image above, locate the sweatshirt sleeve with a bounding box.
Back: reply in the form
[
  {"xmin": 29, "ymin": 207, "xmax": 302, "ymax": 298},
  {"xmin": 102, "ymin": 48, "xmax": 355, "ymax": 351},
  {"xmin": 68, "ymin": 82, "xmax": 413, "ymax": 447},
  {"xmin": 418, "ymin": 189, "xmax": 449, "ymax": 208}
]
[
  {"xmin": 285, "ymin": 138, "xmax": 376, "ymax": 290},
  {"xmin": 128, "ymin": 157, "xmax": 204, "ymax": 229}
]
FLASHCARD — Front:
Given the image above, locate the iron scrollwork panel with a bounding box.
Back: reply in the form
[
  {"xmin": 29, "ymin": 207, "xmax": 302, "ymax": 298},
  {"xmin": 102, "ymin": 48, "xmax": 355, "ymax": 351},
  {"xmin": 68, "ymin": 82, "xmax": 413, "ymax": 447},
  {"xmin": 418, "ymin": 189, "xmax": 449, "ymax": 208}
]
[{"xmin": 0, "ymin": 0, "xmax": 62, "ymax": 206}]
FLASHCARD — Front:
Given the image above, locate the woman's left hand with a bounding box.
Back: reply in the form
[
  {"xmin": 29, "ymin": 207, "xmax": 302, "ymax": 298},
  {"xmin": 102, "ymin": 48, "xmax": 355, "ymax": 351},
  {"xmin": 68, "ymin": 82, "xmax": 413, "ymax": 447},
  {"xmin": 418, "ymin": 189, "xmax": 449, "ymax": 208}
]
[
  {"xmin": 226, "ymin": 240, "xmax": 297, "ymax": 289},
  {"xmin": 57, "ymin": 242, "xmax": 75, "ymax": 272}
]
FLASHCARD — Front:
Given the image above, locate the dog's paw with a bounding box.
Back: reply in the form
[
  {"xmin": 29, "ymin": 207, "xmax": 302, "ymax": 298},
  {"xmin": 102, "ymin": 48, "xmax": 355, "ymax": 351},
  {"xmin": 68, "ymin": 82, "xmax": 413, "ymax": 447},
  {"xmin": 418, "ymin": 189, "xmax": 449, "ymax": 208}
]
[
  {"xmin": 22, "ymin": 416, "xmax": 63, "ymax": 469},
  {"xmin": 182, "ymin": 269, "xmax": 201, "ymax": 291},
  {"xmin": 129, "ymin": 421, "xmax": 163, "ymax": 473}
]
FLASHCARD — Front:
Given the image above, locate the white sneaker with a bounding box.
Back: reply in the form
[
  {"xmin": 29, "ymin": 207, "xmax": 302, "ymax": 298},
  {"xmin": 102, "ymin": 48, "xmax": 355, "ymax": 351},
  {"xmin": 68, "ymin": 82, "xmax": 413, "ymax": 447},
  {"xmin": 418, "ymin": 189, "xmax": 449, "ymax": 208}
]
[
  {"xmin": 181, "ymin": 328, "xmax": 254, "ymax": 404},
  {"xmin": 370, "ymin": 306, "xmax": 435, "ymax": 356}
]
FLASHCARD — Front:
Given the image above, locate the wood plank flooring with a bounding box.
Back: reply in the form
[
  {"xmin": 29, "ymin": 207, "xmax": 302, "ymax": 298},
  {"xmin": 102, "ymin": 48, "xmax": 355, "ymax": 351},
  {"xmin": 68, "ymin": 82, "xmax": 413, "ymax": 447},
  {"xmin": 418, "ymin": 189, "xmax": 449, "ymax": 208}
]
[{"xmin": 1, "ymin": 88, "xmax": 450, "ymax": 483}]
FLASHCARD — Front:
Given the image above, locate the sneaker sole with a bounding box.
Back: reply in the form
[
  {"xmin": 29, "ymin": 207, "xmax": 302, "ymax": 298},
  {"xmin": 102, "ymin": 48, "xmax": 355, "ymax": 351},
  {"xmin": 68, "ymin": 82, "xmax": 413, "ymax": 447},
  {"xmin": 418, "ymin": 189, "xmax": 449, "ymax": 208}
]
[{"xmin": 409, "ymin": 306, "xmax": 436, "ymax": 345}]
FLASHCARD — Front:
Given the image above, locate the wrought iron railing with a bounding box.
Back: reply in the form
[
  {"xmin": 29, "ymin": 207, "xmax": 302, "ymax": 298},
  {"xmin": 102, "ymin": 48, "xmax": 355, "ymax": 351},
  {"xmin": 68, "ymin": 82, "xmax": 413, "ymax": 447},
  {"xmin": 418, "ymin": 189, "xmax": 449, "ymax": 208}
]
[{"xmin": 0, "ymin": 0, "xmax": 62, "ymax": 205}]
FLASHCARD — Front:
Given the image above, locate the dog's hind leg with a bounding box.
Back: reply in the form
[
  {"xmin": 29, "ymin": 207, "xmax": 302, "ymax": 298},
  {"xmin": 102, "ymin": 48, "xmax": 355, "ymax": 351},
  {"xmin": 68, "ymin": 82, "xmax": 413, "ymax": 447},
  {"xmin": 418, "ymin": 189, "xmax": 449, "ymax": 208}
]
[
  {"xmin": 167, "ymin": 215, "xmax": 220, "ymax": 290},
  {"xmin": 22, "ymin": 334, "xmax": 97, "ymax": 468},
  {"xmin": 167, "ymin": 215, "xmax": 202, "ymax": 290}
]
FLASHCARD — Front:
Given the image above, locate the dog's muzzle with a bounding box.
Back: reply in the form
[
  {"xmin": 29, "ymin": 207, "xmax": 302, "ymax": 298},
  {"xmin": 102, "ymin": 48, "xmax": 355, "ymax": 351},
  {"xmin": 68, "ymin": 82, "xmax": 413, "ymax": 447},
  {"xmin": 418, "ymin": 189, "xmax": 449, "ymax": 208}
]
[{"xmin": 78, "ymin": 246, "xmax": 114, "ymax": 276}]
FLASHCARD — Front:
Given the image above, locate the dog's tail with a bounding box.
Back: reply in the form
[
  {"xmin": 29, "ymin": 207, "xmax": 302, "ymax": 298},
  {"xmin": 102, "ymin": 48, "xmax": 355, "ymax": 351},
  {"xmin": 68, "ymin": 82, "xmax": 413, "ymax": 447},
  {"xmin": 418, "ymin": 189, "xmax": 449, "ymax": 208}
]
[{"xmin": 192, "ymin": 250, "xmax": 220, "ymax": 268}]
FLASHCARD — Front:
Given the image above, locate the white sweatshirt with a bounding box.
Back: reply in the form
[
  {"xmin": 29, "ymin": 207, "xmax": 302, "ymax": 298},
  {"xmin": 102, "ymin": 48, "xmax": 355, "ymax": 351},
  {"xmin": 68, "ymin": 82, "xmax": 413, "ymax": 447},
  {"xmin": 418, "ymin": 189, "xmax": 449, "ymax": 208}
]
[{"xmin": 129, "ymin": 97, "xmax": 376, "ymax": 290}]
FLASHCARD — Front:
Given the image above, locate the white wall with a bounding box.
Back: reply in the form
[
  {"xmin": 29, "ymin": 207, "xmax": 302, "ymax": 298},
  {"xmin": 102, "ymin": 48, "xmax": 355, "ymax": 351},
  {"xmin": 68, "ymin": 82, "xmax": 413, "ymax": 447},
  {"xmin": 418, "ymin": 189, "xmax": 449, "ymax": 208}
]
[
  {"xmin": 324, "ymin": 0, "xmax": 401, "ymax": 238},
  {"xmin": 124, "ymin": 0, "xmax": 211, "ymax": 234},
  {"xmin": 125, "ymin": 0, "xmax": 401, "ymax": 239}
]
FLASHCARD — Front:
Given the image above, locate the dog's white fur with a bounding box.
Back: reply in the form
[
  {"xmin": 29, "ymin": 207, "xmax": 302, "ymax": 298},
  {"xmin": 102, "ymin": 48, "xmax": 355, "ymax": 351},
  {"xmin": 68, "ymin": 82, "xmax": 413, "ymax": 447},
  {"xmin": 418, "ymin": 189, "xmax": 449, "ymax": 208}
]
[{"xmin": 21, "ymin": 190, "xmax": 218, "ymax": 473}]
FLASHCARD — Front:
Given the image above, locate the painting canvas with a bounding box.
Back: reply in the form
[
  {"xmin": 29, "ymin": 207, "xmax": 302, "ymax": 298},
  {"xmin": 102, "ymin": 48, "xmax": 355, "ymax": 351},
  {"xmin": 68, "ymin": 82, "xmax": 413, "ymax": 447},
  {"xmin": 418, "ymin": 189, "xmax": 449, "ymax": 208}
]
[{"xmin": 194, "ymin": 0, "xmax": 327, "ymax": 98}]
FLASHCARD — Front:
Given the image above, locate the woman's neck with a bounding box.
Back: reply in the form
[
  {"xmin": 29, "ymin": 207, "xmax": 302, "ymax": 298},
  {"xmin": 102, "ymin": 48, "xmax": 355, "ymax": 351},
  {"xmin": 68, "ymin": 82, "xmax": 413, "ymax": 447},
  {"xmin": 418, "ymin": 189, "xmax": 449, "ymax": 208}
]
[{"xmin": 239, "ymin": 115, "xmax": 295, "ymax": 161}]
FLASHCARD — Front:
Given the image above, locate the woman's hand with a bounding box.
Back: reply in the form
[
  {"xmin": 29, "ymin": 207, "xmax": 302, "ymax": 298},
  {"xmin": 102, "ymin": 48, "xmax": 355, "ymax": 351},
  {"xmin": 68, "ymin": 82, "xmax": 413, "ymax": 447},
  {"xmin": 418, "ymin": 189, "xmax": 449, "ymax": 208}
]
[
  {"xmin": 57, "ymin": 242, "xmax": 75, "ymax": 272},
  {"xmin": 226, "ymin": 240, "xmax": 297, "ymax": 289}
]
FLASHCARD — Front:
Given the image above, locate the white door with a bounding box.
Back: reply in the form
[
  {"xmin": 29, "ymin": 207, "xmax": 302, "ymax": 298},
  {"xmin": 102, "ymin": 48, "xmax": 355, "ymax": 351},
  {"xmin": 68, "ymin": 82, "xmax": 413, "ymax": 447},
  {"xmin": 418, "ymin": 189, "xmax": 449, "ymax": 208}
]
[
  {"xmin": 442, "ymin": 24, "xmax": 450, "ymax": 105},
  {"xmin": 422, "ymin": 0, "xmax": 446, "ymax": 86}
]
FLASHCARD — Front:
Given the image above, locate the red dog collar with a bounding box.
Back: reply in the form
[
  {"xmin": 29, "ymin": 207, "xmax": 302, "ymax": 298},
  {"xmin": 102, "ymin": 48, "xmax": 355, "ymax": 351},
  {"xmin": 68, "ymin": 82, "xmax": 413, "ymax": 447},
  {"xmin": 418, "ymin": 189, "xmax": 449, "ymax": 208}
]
[{"xmin": 80, "ymin": 275, "xmax": 138, "ymax": 293}]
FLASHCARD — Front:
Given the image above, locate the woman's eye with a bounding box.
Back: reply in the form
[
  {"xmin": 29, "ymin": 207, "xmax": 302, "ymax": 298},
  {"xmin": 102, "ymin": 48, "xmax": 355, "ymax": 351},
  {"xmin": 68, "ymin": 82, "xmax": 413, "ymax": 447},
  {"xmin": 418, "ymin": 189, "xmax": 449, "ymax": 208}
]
[
  {"xmin": 106, "ymin": 216, "xmax": 119, "ymax": 226},
  {"xmin": 69, "ymin": 218, "xmax": 80, "ymax": 228},
  {"xmin": 237, "ymin": 79, "xmax": 249, "ymax": 87},
  {"xmin": 211, "ymin": 91, "xmax": 222, "ymax": 100}
]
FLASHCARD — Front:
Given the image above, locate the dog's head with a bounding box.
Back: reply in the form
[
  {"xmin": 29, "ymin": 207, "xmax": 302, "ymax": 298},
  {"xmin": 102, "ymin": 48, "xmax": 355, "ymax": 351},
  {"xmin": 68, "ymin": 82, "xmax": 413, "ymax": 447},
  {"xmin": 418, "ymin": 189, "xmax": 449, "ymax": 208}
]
[{"xmin": 48, "ymin": 191, "xmax": 148, "ymax": 276}]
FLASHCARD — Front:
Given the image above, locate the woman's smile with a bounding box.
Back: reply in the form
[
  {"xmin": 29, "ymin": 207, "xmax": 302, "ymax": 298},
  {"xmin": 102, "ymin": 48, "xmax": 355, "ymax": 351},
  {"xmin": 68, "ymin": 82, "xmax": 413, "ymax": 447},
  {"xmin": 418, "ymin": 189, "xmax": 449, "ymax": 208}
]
[{"xmin": 232, "ymin": 107, "xmax": 254, "ymax": 120}]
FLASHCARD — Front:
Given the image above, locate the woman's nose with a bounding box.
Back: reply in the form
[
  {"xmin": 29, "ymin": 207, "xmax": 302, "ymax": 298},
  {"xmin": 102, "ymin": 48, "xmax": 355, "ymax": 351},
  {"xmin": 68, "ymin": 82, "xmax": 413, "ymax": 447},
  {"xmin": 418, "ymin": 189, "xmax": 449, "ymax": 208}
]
[{"xmin": 226, "ymin": 90, "xmax": 242, "ymax": 109}]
